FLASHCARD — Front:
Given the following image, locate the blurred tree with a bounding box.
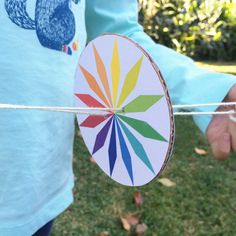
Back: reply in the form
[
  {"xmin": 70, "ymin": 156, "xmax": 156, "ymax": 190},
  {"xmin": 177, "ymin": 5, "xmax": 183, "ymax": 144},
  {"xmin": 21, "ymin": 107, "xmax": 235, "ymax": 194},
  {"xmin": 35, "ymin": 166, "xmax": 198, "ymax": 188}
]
[{"xmin": 139, "ymin": 0, "xmax": 236, "ymax": 61}]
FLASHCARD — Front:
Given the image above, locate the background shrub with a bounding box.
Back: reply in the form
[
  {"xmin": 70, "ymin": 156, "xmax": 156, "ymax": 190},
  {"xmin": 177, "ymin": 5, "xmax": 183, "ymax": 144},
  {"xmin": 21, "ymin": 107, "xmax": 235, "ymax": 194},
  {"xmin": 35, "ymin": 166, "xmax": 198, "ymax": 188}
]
[{"xmin": 139, "ymin": 0, "xmax": 236, "ymax": 61}]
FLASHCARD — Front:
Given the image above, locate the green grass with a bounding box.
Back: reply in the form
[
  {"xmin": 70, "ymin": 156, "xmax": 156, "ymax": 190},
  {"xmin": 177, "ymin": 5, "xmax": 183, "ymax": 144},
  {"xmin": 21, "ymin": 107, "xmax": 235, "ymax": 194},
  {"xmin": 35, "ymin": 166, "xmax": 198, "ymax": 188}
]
[
  {"xmin": 196, "ymin": 62, "xmax": 236, "ymax": 75},
  {"xmin": 51, "ymin": 62, "xmax": 236, "ymax": 236}
]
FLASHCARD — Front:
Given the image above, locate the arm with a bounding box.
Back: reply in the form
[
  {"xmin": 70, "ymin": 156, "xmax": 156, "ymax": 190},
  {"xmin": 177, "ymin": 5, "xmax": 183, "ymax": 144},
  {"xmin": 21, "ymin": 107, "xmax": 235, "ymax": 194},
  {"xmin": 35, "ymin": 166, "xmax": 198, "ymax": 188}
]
[{"xmin": 85, "ymin": 0, "xmax": 236, "ymax": 157}]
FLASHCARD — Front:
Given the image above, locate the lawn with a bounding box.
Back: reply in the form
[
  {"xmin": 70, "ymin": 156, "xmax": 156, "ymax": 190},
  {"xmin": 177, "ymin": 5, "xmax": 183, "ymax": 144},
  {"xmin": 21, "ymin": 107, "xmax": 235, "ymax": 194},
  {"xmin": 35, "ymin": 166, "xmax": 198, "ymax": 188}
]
[
  {"xmin": 196, "ymin": 62, "xmax": 236, "ymax": 75},
  {"xmin": 51, "ymin": 62, "xmax": 236, "ymax": 236}
]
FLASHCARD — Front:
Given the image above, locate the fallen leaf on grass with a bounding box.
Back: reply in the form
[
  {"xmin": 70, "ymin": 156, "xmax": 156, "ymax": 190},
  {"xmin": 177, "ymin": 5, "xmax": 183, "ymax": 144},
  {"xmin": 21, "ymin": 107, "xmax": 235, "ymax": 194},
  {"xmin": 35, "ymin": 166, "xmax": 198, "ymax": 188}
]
[
  {"xmin": 135, "ymin": 223, "xmax": 148, "ymax": 235},
  {"xmin": 97, "ymin": 231, "xmax": 109, "ymax": 236},
  {"xmin": 90, "ymin": 156, "xmax": 96, "ymax": 164},
  {"xmin": 194, "ymin": 147, "xmax": 208, "ymax": 156},
  {"xmin": 125, "ymin": 213, "xmax": 140, "ymax": 226},
  {"xmin": 158, "ymin": 178, "xmax": 176, "ymax": 187},
  {"xmin": 133, "ymin": 191, "xmax": 144, "ymax": 207},
  {"xmin": 120, "ymin": 213, "xmax": 140, "ymax": 232},
  {"xmin": 77, "ymin": 130, "xmax": 82, "ymax": 137},
  {"xmin": 120, "ymin": 217, "xmax": 131, "ymax": 231}
]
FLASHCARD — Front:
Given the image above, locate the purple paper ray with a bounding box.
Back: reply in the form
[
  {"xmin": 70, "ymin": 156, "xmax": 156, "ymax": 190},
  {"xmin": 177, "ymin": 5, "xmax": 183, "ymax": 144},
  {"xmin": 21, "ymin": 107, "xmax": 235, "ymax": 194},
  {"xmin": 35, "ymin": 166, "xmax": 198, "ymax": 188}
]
[{"xmin": 92, "ymin": 116, "xmax": 114, "ymax": 154}]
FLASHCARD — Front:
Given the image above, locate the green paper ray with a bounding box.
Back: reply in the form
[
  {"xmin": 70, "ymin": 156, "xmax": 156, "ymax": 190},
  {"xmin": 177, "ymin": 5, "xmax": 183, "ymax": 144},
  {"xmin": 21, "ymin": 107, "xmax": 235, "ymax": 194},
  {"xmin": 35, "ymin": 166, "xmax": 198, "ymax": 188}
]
[
  {"xmin": 117, "ymin": 56, "xmax": 143, "ymax": 107},
  {"xmin": 122, "ymin": 95, "xmax": 163, "ymax": 113},
  {"xmin": 118, "ymin": 118, "xmax": 155, "ymax": 174},
  {"xmin": 117, "ymin": 115, "xmax": 167, "ymax": 142}
]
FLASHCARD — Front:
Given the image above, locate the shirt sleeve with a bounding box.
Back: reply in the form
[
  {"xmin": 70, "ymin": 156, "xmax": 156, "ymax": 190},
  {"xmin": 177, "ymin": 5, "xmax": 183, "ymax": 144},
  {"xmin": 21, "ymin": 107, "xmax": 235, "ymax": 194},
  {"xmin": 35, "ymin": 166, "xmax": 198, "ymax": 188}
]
[{"xmin": 85, "ymin": 0, "xmax": 236, "ymax": 133}]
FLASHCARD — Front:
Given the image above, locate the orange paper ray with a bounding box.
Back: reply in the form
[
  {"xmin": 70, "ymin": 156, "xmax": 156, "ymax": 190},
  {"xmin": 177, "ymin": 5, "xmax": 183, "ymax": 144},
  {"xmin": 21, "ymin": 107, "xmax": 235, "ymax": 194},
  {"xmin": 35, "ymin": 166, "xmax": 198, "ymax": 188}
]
[
  {"xmin": 93, "ymin": 44, "xmax": 113, "ymax": 106},
  {"xmin": 79, "ymin": 65, "xmax": 110, "ymax": 107}
]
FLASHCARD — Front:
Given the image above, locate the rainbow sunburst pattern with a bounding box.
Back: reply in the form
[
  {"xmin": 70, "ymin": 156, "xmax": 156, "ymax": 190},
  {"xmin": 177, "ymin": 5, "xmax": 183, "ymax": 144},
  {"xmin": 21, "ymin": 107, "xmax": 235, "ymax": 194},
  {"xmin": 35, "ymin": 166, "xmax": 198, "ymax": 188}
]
[{"xmin": 75, "ymin": 35, "xmax": 172, "ymax": 186}]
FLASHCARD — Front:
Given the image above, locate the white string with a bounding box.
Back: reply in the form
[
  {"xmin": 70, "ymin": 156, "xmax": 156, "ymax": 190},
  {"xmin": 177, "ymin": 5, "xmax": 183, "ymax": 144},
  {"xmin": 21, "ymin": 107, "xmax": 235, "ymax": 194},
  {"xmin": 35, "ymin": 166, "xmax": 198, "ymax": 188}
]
[
  {"xmin": 0, "ymin": 103, "xmax": 235, "ymax": 118},
  {"xmin": 172, "ymin": 102, "xmax": 236, "ymax": 120},
  {"xmin": 0, "ymin": 104, "xmax": 121, "ymax": 116},
  {"xmin": 173, "ymin": 101, "xmax": 236, "ymax": 109},
  {"xmin": 174, "ymin": 110, "xmax": 236, "ymax": 116}
]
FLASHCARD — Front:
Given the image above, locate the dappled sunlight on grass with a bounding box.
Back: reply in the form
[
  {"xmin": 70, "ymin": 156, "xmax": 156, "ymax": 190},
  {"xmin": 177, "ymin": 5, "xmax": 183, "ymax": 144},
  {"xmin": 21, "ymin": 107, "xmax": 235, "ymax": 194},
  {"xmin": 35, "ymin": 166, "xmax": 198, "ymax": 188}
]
[{"xmin": 196, "ymin": 62, "xmax": 236, "ymax": 75}]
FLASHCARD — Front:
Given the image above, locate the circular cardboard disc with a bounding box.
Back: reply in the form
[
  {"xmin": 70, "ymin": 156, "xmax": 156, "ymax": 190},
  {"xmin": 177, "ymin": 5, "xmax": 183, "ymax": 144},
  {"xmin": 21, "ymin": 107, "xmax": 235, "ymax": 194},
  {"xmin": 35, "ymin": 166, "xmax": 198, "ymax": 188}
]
[{"xmin": 74, "ymin": 34, "xmax": 175, "ymax": 186}]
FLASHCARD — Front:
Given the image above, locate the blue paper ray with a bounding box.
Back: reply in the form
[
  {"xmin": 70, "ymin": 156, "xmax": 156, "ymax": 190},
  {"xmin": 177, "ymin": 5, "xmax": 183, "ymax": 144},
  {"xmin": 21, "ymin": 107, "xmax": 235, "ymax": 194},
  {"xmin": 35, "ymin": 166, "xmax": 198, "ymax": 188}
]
[
  {"xmin": 115, "ymin": 118, "xmax": 134, "ymax": 185},
  {"xmin": 108, "ymin": 119, "xmax": 117, "ymax": 176}
]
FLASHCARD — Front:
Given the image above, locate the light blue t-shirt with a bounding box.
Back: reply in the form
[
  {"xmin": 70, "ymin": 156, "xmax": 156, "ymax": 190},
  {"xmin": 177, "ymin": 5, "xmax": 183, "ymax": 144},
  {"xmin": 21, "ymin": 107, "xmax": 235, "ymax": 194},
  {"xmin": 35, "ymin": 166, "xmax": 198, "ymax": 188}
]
[
  {"xmin": 0, "ymin": 1, "xmax": 87, "ymax": 235},
  {"xmin": 0, "ymin": 0, "xmax": 236, "ymax": 235}
]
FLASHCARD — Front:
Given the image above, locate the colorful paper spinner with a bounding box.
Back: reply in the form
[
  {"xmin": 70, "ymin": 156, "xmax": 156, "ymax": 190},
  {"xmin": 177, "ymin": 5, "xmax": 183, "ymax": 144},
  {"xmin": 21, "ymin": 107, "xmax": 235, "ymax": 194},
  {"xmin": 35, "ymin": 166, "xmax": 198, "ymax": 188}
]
[{"xmin": 74, "ymin": 34, "xmax": 175, "ymax": 186}]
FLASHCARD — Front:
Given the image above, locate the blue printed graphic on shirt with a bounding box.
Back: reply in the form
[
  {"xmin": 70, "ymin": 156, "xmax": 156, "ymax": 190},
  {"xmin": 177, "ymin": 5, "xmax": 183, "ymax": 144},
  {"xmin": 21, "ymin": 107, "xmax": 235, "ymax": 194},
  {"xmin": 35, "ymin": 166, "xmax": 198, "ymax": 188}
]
[{"xmin": 5, "ymin": 0, "xmax": 79, "ymax": 54}]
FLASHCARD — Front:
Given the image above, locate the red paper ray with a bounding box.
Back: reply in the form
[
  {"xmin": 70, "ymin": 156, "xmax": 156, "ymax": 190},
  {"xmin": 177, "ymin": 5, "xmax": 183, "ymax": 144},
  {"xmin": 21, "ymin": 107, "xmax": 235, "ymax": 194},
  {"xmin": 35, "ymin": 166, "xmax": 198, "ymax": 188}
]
[
  {"xmin": 75, "ymin": 94, "xmax": 105, "ymax": 108},
  {"xmin": 80, "ymin": 114, "xmax": 112, "ymax": 128}
]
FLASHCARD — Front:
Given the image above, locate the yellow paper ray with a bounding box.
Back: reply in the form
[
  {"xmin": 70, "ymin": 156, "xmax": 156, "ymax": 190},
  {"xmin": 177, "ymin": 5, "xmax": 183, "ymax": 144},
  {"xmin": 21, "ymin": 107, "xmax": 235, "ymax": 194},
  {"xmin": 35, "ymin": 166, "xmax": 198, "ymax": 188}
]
[
  {"xmin": 117, "ymin": 56, "xmax": 143, "ymax": 108},
  {"xmin": 111, "ymin": 39, "xmax": 120, "ymax": 107},
  {"xmin": 80, "ymin": 65, "xmax": 110, "ymax": 107},
  {"xmin": 93, "ymin": 44, "xmax": 113, "ymax": 106}
]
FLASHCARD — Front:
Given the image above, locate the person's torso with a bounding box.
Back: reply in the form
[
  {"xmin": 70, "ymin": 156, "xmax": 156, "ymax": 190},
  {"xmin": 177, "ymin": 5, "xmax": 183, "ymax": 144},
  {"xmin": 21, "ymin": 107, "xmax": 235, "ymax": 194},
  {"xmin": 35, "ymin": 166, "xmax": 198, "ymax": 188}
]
[{"xmin": 0, "ymin": 0, "xmax": 87, "ymax": 228}]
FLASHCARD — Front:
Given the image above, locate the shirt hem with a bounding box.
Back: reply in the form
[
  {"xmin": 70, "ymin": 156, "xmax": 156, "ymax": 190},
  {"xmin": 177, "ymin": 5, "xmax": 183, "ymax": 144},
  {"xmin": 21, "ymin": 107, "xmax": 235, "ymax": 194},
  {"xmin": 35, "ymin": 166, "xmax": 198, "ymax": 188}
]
[{"xmin": 0, "ymin": 177, "xmax": 74, "ymax": 236}]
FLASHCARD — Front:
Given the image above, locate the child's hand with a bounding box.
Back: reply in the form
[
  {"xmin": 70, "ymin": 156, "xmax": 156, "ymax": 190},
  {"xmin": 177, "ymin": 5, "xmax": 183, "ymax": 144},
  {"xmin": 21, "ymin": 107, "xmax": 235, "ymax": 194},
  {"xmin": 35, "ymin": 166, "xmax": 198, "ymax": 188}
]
[{"xmin": 206, "ymin": 84, "xmax": 236, "ymax": 160}]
